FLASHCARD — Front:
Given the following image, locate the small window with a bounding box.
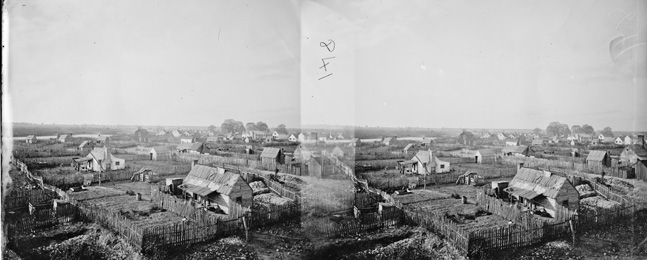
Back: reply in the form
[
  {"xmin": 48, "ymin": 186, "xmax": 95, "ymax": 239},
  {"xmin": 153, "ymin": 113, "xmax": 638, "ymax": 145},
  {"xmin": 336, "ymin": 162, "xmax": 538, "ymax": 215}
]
[
  {"xmin": 236, "ymin": 197, "xmax": 242, "ymax": 204},
  {"xmin": 440, "ymin": 164, "xmax": 445, "ymax": 169},
  {"xmin": 562, "ymin": 200, "xmax": 569, "ymax": 208},
  {"xmin": 115, "ymin": 161, "xmax": 120, "ymax": 166}
]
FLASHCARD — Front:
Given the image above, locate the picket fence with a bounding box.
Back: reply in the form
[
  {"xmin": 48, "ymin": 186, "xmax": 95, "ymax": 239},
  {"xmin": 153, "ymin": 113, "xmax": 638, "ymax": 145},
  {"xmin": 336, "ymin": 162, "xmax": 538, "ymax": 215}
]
[
  {"xmin": 75, "ymin": 201, "xmax": 145, "ymax": 250},
  {"xmin": 5, "ymin": 203, "xmax": 78, "ymax": 235},
  {"xmin": 3, "ymin": 188, "xmax": 58, "ymax": 210},
  {"xmin": 401, "ymin": 204, "xmax": 471, "ymax": 254},
  {"xmin": 500, "ymin": 157, "xmax": 631, "ymax": 178},
  {"xmin": 315, "ymin": 207, "xmax": 403, "ymax": 238}
]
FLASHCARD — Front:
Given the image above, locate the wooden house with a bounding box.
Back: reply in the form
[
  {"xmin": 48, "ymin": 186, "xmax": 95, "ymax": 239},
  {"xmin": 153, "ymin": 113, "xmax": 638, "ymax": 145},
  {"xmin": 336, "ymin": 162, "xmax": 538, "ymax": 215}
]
[
  {"xmin": 586, "ymin": 150, "xmax": 611, "ymax": 168},
  {"xmin": 58, "ymin": 134, "xmax": 72, "ymax": 143},
  {"xmin": 420, "ymin": 138, "xmax": 433, "ymax": 148},
  {"xmin": 382, "ymin": 137, "xmax": 393, "ymax": 146},
  {"xmin": 180, "ymin": 136, "xmax": 196, "ymax": 143},
  {"xmin": 72, "ymin": 157, "xmax": 92, "ymax": 172},
  {"xmin": 474, "ymin": 149, "xmax": 496, "ymax": 164},
  {"xmin": 134, "ymin": 129, "xmax": 150, "ymax": 143},
  {"xmin": 179, "ymin": 165, "xmax": 252, "ymax": 214},
  {"xmin": 25, "ymin": 135, "xmax": 37, "ymax": 144},
  {"xmin": 458, "ymin": 131, "xmax": 474, "ymax": 146},
  {"xmin": 307, "ymin": 156, "xmax": 334, "ymax": 178},
  {"xmin": 434, "ymin": 157, "xmax": 451, "ymax": 173},
  {"xmin": 206, "ymin": 136, "xmax": 221, "ymax": 143},
  {"xmin": 293, "ymin": 146, "xmax": 312, "ymax": 162},
  {"xmin": 403, "ymin": 143, "xmax": 414, "ymax": 153},
  {"xmin": 96, "ymin": 135, "xmax": 109, "ymax": 145},
  {"xmin": 288, "ymin": 134, "xmax": 298, "ymax": 142},
  {"xmin": 411, "ymin": 150, "xmax": 433, "ymax": 174},
  {"xmin": 171, "ymin": 130, "xmax": 182, "ymax": 138},
  {"xmin": 624, "ymin": 136, "xmax": 632, "ymax": 145},
  {"xmin": 86, "ymin": 147, "xmax": 125, "ymax": 171},
  {"xmin": 619, "ymin": 145, "xmax": 647, "ymax": 164},
  {"xmin": 260, "ymin": 147, "xmax": 284, "ymax": 167},
  {"xmin": 297, "ymin": 133, "xmax": 306, "ymax": 142},
  {"xmin": 598, "ymin": 134, "xmax": 606, "ymax": 142},
  {"xmin": 176, "ymin": 142, "xmax": 203, "ymax": 154},
  {"xmin": 497, "ymin": 132, "xmax": 507, "ymax": 141},
  {"xmin": 150, "ymin": 146, "xmax": 171, "ymax": 161},
  {"xmin": 505, "ymin": 139, "xmax": 520, "ymax": 146},
  {"xmin": 501, "ymin": 145, "xmax": 529, "ymax": 157},
  {"xmin": 309, "ymin": 132, "xmax": 318, "ymax": 141},
  {"xmin": 614, "ymin": 137, "xmax": 624, "ymax": 145},
  {"xmin": 636, "ymin": 159, "xmax": 647, "ymax": 181},
  {"xmin": 397, "ymin": 160, "xmax": 417, "ymax": 174},
  {"xmin": 349, "ymin": 138, "xmax": 361, "ymax": 147},
  {"xmin": 336, "ymin": 133, "xmax": 345, "ymax": 140},
  {"xmin": 531, "ymin": 139, "xmax": 547, "ymax": 146},
  {"xmin": 504, "ymin": 167, "xmax": 579, "ymax": 217}
]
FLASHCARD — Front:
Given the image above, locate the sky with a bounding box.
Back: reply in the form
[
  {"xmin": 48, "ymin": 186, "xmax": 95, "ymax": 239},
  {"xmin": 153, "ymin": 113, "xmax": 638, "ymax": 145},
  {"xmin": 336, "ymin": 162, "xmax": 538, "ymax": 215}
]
[{"xmin": 4, "ymin": 0, "xmax": 647, "ymax": 131}]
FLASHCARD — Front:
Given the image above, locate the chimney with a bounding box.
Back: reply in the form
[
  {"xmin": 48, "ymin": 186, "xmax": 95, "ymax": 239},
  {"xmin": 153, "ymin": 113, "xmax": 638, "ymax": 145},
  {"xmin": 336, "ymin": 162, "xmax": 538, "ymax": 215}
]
[
  {"xmin": 639, "ymin": 134, "xmax": 645, "ymax": 148},
  {"xmin": 191, "ymin": 159, "xmax": 198, "ymax": 169}
]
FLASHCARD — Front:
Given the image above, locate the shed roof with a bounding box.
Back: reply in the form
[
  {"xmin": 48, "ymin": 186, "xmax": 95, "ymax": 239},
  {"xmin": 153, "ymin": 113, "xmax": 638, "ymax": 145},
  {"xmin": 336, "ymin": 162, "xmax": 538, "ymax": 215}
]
[
  {"xmin": 260, "ymin": 147, "xmax": 282, "ymax": 158},
  {"xmin": 181, "ymin": 165, "xmax": 243, "ymax": 196},
  {"xmin": 508, "ymin": 167, "xmax": 569, "ymax": 199},
  {"xmin": 586, "ymin": 150, "xmax": 608, "ymax": 162},
  {"xmin": 398, "ymin": 160, "xmax": 418, "ymax": 165}
]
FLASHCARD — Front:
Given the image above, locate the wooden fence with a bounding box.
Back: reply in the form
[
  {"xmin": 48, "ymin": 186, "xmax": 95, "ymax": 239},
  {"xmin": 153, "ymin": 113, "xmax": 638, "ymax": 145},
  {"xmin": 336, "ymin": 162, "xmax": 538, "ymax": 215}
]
[
  {"xmin": 75, "ymin": 201, "xmax": 145, "ymax": 250},
  {"xmin": 142, "ymin": 217, "xmax": 244, "ymax": 250},
  {"xmin": 5, "ymin": 203, "xmax": 78, "ymax": 235},
  {"xmin": 313, "ymin": 207, "xmax": 403, "ymax": 238},
  {"xmin": 402, "ymin": 204, "xmax": 471, "ymax": 254},
  {"xmin": 500, "ymin": 157, "xmax": 631, "ymax": 178},
  {"xmin": 3, "ymin": 188, "xmax": 58, "ymax": 210}
]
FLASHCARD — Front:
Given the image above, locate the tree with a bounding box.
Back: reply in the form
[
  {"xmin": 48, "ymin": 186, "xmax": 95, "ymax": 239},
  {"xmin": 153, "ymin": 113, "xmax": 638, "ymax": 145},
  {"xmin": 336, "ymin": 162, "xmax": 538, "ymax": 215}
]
[
  {"xmin": 207, "ymin": 125, "xmax": 217, "ymax": 132},
  {"xmin": 245, "ymin": 122, "xmax": 257, "ymax": 131},
  {"xmin": 275, "ymin": 124, "xmax": 287, "ymax": 134},
  {"xmin": 601, "ymin": 127, "xmax": 614, "ymax": 137},
  {"xmin": 571, "ymin": 125, "xmax": 582, "ymax": 134},
  {"xmin": 533, "ymin": 128, "xmax": 542, "ymax": 135},
  {"xmin": 581, "ymin": 124, "xmax": 595, "ymax": 135},
  {"xmin": 221, "ymin": 119, "xmax": 245, "ymax": 134},
  {"xmin": 256, "ymin": 121, "xmax": 269, "ymax": 132},
  {"xmin": 546, "ymin": 122, "xmax": 570, "ymax": 137}
]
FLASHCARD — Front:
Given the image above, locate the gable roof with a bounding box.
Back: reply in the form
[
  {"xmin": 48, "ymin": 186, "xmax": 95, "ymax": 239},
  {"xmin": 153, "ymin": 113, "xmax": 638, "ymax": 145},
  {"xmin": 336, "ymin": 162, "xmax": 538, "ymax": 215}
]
[
  {"xmin": 403, "ymin": 144, "xmax": 414, "ymax": 150},
  {"xmin": 151, "ymin": 146, "xmax": 170, "ymax": 154},
  {"xmin": 508, "ymin": 168, "xmax": 570, "ymax": 199},
  {"xmin": 87, "ymin": 147, "xmax": 122, "ymax": 162},
  {"xmin": 412, "ymin": 150, "xmax": 432, "ymax": 164},
  {"xmin": 260, "ymin": 147, "xmax": 282, "ymax": 158},
  {"xmin": 79, "ymin": 140, "xmax": 89, "ymax": 148},
  {"xmin": 586, "ymin": 150, "xmax": 608, "ymax": 162},
  {"xmin": 181, "ymin": 165, "xmax": 243, "ymax": 196}
]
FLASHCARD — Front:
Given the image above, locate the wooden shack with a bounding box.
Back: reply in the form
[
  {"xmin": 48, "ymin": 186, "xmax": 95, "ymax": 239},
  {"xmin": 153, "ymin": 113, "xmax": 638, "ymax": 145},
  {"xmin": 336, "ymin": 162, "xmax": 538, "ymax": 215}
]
[
  {"xmin": 505, "ymin": 167, "xmax": 579, "ymax": 218},
  {"xmin": 586, "ymin": 150, "xmax": 611, "ymax": 168},
  {"xmin": 178, "ymin": 165, "xmax": 252, "ymax": 214}
]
